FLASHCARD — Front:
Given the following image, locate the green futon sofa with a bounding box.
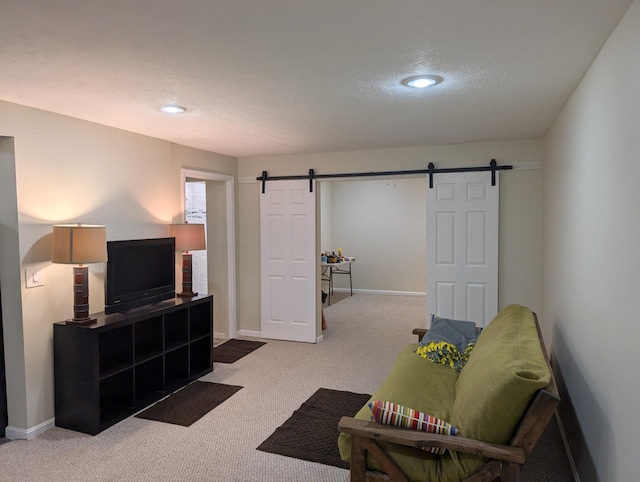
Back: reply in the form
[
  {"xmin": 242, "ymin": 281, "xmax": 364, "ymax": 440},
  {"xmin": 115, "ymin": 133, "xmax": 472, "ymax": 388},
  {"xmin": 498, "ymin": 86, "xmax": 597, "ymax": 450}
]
[{"xmin": 338, "ymin": 304, "xmax": 559, "ymax": 482}]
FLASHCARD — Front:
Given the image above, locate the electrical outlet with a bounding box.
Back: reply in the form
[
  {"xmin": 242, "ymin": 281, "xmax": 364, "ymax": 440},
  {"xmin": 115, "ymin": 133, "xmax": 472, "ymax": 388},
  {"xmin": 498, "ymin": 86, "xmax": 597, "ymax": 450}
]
[{"xmin": 25, "ymin": 267, "xmax": 45, "ymax": 288}]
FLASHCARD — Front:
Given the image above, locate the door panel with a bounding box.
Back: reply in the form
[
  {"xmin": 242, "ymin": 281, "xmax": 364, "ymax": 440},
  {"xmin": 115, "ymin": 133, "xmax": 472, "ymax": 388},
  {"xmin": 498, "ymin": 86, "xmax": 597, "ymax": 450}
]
[
  {"xmin": 427, "ymin": 172, "xmax": 498, "ymax": 327},
  {"xmin": 261, "ymin": 180, "xmax": 317, "ymax": 342},
  {"xmin": 436, "ymin": 282, "xmax": 456, "ymax": 318}
]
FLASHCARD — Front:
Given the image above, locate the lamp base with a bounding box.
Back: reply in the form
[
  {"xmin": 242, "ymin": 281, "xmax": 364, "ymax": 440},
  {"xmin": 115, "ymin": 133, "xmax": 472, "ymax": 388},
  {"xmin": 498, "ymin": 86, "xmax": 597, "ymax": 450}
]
[
  {"xmin": 65, "ymin": 316, "xmax": 97, "ymax": 325},
  {"xmin": 70, "ymin": 265, "xmax": 95, "ymax": 324},
  {"xmin": 179, "ymin": 252, "xmax": 197, "ymax": 298},
  {"xmin": 177, "ymin": 291, "xmax": 198, "ymax": 298}
]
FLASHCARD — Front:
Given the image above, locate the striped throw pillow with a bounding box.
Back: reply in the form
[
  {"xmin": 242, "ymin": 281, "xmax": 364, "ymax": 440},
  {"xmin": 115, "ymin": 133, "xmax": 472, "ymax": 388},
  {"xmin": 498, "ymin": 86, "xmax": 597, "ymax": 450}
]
[{"xmin": 368, "ymin": 400, "xmax": 459, "ymax": 455}]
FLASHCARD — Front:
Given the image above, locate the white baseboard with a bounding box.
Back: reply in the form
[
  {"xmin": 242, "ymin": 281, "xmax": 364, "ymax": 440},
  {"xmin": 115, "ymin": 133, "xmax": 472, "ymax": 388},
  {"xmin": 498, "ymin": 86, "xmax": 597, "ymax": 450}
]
[
  {"xmin": 213, "ymin": 331, "xmax": 227, "ymax": 340},
  {"xmin": 237, "ymin": 329, "xmax": 262, "ymax": 338},
  {"xmin": 237, "ymin": 292, "xmax": 423, "ymax": 341},
  {"xmin": 6, "ymin": 418, "xmax": 55, "ymax": 440},
  {"xmin": 237, "ymin": 329, "xmax": 323, "ymax": 343},
  {"xmin": 332, "ymin": 288, "xmax": 426, "ymax": 297}
]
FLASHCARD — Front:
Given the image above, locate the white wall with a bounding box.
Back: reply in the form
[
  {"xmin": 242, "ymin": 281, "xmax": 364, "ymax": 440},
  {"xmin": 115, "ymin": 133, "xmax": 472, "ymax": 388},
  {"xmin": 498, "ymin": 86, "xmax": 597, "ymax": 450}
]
[
  {"xmin": 238, "ymin": 140, "xmax": 544, "ymax": 333},
  {"xmin": 206, "ymin": 180, "xmax": 230, "ymax": 338},
  {"xmin": 0, "ymin": 100, "xmax": 236, "ymax": 436},
  {"xmin": 542, "ymin": 1, "xmax": 640, "ymax": 480}
]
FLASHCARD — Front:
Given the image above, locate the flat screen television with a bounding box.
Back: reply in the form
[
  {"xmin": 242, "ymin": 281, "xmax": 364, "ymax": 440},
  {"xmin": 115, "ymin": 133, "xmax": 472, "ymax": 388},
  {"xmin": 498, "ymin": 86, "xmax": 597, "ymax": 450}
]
[{"xmin": 105, "ymin": 237, "xmax": 175, "ymax": 314}]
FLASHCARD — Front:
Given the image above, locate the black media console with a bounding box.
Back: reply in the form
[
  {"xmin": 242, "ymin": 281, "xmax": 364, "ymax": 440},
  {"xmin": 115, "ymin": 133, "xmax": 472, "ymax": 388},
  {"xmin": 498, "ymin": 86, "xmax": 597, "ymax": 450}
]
[{"xmin": 53, "ymin": 294, "xmax": 213, "ymax": 435}]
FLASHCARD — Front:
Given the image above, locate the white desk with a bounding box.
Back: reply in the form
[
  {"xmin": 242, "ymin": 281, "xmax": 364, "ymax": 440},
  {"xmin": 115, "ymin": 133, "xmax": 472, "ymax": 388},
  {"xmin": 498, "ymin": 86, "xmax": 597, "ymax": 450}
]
[{"xmin": 321, "ymin": 258, "xmax": 355, "ymax": 305}]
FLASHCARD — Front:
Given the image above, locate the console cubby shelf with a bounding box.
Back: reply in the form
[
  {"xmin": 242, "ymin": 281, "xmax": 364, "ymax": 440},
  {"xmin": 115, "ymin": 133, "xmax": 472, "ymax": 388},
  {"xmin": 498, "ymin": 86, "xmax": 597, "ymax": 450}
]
[{"xmin": 54, "ymin": 294, "xmax": 213, "ymax": 435}]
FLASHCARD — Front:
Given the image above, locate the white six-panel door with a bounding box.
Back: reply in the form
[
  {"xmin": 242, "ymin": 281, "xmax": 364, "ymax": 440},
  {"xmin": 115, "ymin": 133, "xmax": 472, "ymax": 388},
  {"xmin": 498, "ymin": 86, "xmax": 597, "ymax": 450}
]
[
  {"xmin": 260, "ymin": 180, "xmax": 317, "ymax": 342},
  {"xmin": 426, "ymin": 172, "xmax": 499, "ymax": 327}
]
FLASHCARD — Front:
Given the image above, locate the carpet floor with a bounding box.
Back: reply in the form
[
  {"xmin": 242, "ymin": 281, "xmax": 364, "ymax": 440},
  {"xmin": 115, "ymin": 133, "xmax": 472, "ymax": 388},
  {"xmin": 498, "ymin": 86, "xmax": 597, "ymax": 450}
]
[{"xmin": 0, "ymin": 293, "xmax": 574, "ymax": 481}]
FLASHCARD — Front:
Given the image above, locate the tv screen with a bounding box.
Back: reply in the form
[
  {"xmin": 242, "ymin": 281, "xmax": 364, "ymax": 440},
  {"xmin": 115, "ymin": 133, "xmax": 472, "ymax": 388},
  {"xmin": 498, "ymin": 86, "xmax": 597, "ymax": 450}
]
[{"xmin": 105, "ymin": 237, "xmax": 175, "ymax": 314}]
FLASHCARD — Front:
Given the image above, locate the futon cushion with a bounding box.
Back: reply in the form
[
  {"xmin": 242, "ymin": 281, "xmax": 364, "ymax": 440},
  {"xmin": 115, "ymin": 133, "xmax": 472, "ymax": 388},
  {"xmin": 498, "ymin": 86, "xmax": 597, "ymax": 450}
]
[
  {"xmin": 450, "ymin": 304, "xmax": 551, "ymax": 445},
  {"xmin": 338, "ymin": 344, "xmax": 474, "ymax": 481},
  {"xmin": 338, "ymin": 305, "xmax": 552, "ymax": 481}
]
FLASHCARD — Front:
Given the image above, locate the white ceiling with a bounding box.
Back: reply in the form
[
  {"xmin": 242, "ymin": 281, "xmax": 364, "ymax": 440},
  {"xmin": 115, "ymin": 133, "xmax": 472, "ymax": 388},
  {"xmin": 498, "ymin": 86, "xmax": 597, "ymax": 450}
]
[{"xmin": 1, "ymin": 1, "xmax": 633, "ymax": 158}]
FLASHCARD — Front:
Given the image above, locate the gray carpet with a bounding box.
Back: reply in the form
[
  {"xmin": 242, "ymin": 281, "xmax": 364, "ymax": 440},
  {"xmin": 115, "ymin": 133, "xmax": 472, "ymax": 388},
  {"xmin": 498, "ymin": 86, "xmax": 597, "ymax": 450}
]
[{"xmin": 0, "ymin": 293, "xmax": 574, "ymax": 481}]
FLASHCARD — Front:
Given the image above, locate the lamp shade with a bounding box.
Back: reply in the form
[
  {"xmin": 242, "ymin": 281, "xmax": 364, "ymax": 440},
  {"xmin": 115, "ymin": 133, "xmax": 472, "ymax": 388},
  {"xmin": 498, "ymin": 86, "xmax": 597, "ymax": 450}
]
[
  {"xmin": 169, "ymin": 223, "xmax": 206, "ymax": 252},
  {"xmin": 51, "ymin": 224, "xmax": 107, "ymax": 264}
]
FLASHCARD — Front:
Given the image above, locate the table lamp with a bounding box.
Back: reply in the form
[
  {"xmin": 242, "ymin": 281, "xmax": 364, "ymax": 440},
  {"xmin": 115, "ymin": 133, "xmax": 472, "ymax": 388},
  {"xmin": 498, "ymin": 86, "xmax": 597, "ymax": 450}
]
[
  {"xmin": 168, "ymin": 222, "xmax": 206, "ymax": 297},
  {"xmin": 51, "ymin": 224, "xmax": 107, "ymax": 324}
]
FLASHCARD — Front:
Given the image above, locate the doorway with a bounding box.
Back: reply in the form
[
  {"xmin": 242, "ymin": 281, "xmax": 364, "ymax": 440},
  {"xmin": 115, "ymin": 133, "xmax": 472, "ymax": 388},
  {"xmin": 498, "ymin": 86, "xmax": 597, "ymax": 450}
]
[
  {"xmin": 258, "ymin": 170, "xmax": 499, "ymax": 339},
  {"xmin": 319, "ymin": 177, "xmax": 427, "ymax": 296},
  {"xmin": 319, "ymin": 172, "xmax": 498, "ymax": 324},
  {"xmin": 185, "ymin": 181, "xmax": 208, "ymax": 295},
  {"xmin": 182, "ymin": 169, "xmax": 236, "ymax": 339}
]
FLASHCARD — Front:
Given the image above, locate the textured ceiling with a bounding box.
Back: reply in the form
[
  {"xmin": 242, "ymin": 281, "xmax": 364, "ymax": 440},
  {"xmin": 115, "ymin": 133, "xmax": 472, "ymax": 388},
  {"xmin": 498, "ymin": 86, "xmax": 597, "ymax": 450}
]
[{"xmin": 0, "ymin": 1, "xmax": 633, "ymax": 158}]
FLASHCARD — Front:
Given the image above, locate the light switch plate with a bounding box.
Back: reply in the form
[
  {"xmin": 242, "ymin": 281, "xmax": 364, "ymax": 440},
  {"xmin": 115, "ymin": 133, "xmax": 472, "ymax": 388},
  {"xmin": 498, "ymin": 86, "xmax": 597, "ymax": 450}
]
[{"xmin": 25, "ymin": 267, "xmax": 45, "ymax": 288}]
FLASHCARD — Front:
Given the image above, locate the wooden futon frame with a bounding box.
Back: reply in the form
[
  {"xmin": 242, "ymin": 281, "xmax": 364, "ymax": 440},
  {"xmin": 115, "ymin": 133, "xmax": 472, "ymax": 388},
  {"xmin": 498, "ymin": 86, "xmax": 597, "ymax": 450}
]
[{"xmin": 338, "ymin": 314, "xmax": 560, "ymax": 482}]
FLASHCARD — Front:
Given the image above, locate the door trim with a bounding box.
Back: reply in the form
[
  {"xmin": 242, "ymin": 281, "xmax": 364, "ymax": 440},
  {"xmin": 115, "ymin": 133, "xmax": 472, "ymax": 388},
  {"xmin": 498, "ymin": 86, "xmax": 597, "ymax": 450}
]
[{"xmin": 181, "ymin": 169, "xmax": 237, "ymax": 338}]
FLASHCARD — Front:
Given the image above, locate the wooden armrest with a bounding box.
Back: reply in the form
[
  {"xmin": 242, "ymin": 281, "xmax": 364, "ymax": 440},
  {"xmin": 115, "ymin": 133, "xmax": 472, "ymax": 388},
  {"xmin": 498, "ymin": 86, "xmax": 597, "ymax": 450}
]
[
  {"xmin": 412, "ymin": 328, "xmax": 426, "ymax": 341},
  {"xmin": 338, "ymin": 417, "xmax": 526, "ymax": 464}
]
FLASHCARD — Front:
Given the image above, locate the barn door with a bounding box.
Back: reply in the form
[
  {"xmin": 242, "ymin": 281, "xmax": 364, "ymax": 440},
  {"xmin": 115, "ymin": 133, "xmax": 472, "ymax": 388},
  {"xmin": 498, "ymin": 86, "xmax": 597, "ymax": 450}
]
[
  {"xmin": 426, "ymin": 172, "xmax": 499, "ymax": 327},
  {"xmin": 260, "ymin": 180, "xmax": 317, "ymax": 342}
]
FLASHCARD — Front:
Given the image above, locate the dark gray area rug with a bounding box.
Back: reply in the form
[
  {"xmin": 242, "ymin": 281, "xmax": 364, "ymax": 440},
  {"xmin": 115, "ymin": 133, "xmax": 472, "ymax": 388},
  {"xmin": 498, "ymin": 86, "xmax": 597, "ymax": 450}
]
[
  {"xmin": 257, "ymin": 388, "xmax": 574, "ymax": 479},
  {"xmin": 257, "ymin": 388, "xmax": 370, "ymax": 469},
  {"xmin": 135, "ymin": 381, "xmax": 242, "ymax": 427},
  {"xmin": 213, "ymin": 339, "xmax": 266, "ymax": 363}
]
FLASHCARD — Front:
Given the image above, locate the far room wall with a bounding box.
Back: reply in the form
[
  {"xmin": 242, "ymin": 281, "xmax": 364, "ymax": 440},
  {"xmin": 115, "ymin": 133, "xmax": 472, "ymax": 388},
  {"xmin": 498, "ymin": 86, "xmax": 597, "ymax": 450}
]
[
  {"xmin": 320, "ymin": 177, "xmax": 426, "ymax": 293},
  {"xmin": 237, "ymin": 139, "xmax": 544, "ymax": 334}
]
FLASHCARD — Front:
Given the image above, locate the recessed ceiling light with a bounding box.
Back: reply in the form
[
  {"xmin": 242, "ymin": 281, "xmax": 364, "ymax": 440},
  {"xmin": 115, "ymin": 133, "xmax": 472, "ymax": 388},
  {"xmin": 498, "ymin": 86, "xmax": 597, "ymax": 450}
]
[
  {"xmin": 160, "ymin": 105, "xmax": 187, "ymax": 114},
  {"xmin": 401, "ymin": 75, "xmax": 443, "ymax": 89}
]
